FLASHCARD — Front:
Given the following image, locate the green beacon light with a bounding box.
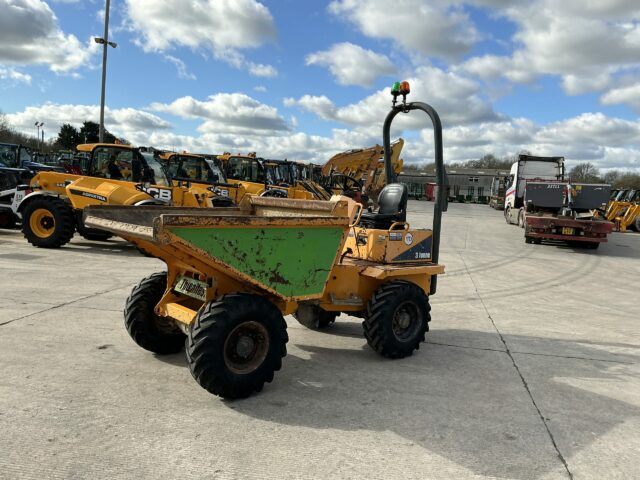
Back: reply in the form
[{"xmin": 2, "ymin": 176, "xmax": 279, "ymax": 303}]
[{"xmin": 391, "ymin": 81, "xmax": 401, "ymax": 106}]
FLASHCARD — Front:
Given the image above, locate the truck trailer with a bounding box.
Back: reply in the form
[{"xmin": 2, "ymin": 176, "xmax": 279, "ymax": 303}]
[{"xmin": 523, "ymin": 181, "xmax": 613, "ymax": 248}]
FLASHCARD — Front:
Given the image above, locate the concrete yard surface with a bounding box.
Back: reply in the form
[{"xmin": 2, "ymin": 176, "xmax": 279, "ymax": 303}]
[{"xmin": 0, "ymin": 201, "xmax": 638, "ymax": 479}]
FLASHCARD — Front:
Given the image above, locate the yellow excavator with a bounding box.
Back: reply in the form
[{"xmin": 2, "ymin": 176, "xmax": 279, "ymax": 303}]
[
  {"xmin": 322, "ymin": 139, "xmax": 404, "ymax": 204},
  {"xmin": 612, "ymin": 189, "xmax": 639, "ymax": 232},
  {"xmin": 597, "ymin": 188, "xmax": 639, "ymax": 231}
]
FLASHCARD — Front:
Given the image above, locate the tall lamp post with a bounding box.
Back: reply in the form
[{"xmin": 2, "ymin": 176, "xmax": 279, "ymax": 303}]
[
  {"xmin": 95, "ymin": 0, "xmax": 117, "ymax": 143},
  {"xmin": 34, "ymin": 122, "xmax": 43, "ymax": 152}
]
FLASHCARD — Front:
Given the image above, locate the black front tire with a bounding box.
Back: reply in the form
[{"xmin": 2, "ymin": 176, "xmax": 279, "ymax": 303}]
[
  {"xmin": 22, "ymin": 196, "xmax": 75, "ymax": 248},
  {"xmin": 186, "ymin": 294, "xmax": 288, "ymax": 399},
  {"xmin": 504, "ymin": 206, "xmax": 511, "ymax": 224},
  {"xmin": 518, "ymin": 208, "xmax": 525, "ymax": 228},
  {"xmin": 124, "ymin": 273, "xmax": 184, "ymax": 354},
  {"xmin": 363, "ymin": 281, "xmax": 431, "ymax": 359}
]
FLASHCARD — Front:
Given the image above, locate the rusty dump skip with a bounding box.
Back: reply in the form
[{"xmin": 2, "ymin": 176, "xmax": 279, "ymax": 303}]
[{"xmin": 84, "ymin": 197, "xmax": 355, "ymax": 300}]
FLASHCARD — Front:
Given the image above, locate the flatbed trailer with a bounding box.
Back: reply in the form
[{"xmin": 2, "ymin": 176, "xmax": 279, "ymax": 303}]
[{"xmin": 525, "ymin": 214, "xmax": 613, "ymax": 248}]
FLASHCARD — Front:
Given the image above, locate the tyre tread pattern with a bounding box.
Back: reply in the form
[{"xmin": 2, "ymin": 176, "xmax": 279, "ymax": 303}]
[
  {"xmin": 123, "ymin": 272, "xmax": 184, "ymax": 354},
  {"xmin": 186, "ymin": 294, "xmax": 288, "ymax": 399},
  {"xmin": 363, "ymin": 281, "xmax": 431, "ymax": 359},
  {"xmin": 22, "ymin": 197, "xmax": 75, "ymax": 248}
]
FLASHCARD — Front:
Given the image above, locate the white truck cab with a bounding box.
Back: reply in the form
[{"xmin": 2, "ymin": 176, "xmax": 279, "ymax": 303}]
[{"xmin": 504, "ymin": 155, "xmax": 564, "ymax": 226}]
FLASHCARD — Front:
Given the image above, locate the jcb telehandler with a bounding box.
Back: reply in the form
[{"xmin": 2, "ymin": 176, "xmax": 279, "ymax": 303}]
[
  {"xmin": 18, "ymin": 144, "xmax": 235, "ymax": 248},
  {"xmin": 84, "ymin": 81, "xmax": 448, "ymax": 399}
]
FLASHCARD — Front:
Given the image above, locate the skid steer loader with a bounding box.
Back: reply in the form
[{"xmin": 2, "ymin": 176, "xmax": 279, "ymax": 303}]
[
  {"xmin": 84, "ymin": 81, "xmax": 448, "ymax": 399},
  {"xmin": 17, "ymin": 144, "xmax": 236, "ymax": 248}
]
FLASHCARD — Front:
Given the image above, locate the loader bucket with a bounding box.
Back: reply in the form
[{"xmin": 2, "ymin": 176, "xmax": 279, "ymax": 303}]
[{"xmin": 84, "ymin": 197, "xmax": 354, "ymax": 301}]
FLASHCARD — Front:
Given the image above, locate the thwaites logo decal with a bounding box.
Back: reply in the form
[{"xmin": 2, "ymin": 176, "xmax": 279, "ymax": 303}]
[
  {"xmin": 69, "ymin": 189, "xmax": 107, "ymax": 202},
  {"xmin": 141, "ymin": 186, "xmax": 172, "ymax": 201},
  {"xmin": 404, "ymin": 232, "xmax": 413, "ymax": 245}
]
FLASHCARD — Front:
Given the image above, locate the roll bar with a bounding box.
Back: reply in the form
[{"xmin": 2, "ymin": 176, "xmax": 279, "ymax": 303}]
[{"xmin": 382, "ymin": 102, "xmax": 445, "ymax": 295}]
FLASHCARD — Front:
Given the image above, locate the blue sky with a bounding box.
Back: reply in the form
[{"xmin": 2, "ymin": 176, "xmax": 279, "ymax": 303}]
[{"xmin": 1, "ymin": 0, "xmax": 639, "ymax": 170}]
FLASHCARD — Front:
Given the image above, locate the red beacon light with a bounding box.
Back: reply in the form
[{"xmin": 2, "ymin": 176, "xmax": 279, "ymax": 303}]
[{"xmin": 391, "ymin": 80, "xmax": 411, "ymax": 106}]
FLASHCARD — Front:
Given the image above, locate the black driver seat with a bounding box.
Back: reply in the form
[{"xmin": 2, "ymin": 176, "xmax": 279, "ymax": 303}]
[{"xmin": 359, "ymin": 183, "xmax": 408, "ymax": 229}]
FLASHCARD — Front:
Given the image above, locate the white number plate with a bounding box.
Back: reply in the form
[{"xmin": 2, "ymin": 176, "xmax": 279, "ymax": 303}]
[{"xmin": 174, "ymin": 275, "xmax": 207, "ymax": 301}]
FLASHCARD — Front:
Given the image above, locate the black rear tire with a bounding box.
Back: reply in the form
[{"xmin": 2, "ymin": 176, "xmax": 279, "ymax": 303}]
[
  {"xmin": 363, "ymin": 281, "xmax": 430, "ymax": 359},
  {"xmin": 186, "ymin": 294, "xmax": 288, "ymax": 399},
  {"xmin": 124, "ymin": 272, "xmax": 184, "ymax": 354},
  {"xmin": 22, "ymin": 196, "xmax": 75, "ymax": 248}
]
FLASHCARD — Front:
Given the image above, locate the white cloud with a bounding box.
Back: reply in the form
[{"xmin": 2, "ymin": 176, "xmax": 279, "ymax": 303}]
[
  {"xmin": 459, "ymin": 0, "xmax": 640, "ymax": 98},
  {"xmin": 253, "ymin": 85, "xmax": 267, "ymax": 92},
  {"xmin": 5, "ymin": 103, "xmax": 172, "ymax": 141},
  {"xmin": 247, "ymin": 62, "xmax": 277, "ymax": 78},
  {"xmin": 163, "ymin": 55, "xmax": 196, "ymax": 80},
  {"xmin": 150, "ymin": 93, "xmax": 290, "ymax": 134},
  {"xmin": 305, "ymin": 42, "xmax": 395, "ymax": 88},
  {"xmin": 125, "ymin": 0, "xmax": 277, "ymax": 77},
  {"xmin": 143, "ymin": 127, "xmax": 378, "ymax": 164},
  {"xmin": 11, "ymin": 99, "xmax": 638, "ymax": 171},
  {"xmin": 0, "ymin": 66, "xmax": 32, "ymax": 84},
  {"xmin": 535, "ymin": 113, "xmax": 640, "ymax": 147},
  {"xmin": 329, "ymin": 0, "xmax": 479, "ymax": 59},
  {"xmin": 137, "ymin": 111, "xmax": 640, "ymax": 172},
  {"xmin": 458, "ymin": 55, "xmax": 536, "ymax": 84},
  {"xmin": 426, "ymin": 112, "xmax": 640, "ymax": 171},
  {"xmin": 0, "ymin": 0, "xmax": 97, "ymax": 73},
  {"xmin": 601, "ymin": 83, "xmax": 640, "ymax": 111},
  {"xmin": 286, "ymin": 65, "xmax": 500, "ymax": 129}
]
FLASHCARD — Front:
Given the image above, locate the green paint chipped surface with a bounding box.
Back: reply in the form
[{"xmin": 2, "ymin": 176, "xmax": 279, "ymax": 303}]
[{"xmin": 169, "ymin": 225, "xmax": 345, "ymax": 298}]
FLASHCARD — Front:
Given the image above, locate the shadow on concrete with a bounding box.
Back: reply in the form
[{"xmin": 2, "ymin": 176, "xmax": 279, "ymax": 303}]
[
  {"xmin": 62, "ymin": 240, "xmax": 149, "ymax": 258},
  {"xmin": 154, "ymin": 351, "xmax": 187, "ymax": 368},
  {"xmin": 218, "ymin": 329, "xmax": 639, "ymax": 479}
]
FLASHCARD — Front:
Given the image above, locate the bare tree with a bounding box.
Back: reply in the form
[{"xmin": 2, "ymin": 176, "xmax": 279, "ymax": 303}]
[{"xmin": 569, "ymin": 162, "xmax": 601, "ymax": 183}]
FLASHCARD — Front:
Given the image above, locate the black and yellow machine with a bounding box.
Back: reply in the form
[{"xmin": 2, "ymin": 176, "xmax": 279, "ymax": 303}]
[
  {"xmin": 17, "ymin": 144, "xmax": 236, "ymax": 248},
  {"xmin": 84, "ymin": 80, "xmax": 447, "ymax": 399}
]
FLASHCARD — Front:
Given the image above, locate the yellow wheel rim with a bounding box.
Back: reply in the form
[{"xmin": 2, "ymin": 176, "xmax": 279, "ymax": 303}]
[{"xmin": 29, "ymin": 208, "xmax": 56, "ymax": 239}]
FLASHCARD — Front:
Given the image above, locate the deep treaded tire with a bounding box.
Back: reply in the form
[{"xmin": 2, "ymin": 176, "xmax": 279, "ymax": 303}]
[
  {"xmin": 186, "ymin": 294, "xmax": 288, "ymax": 399},
  {"xmin": 22, "ymin": 196, "xmax": 75, "ymax": 248},
  {"xmin": 363, "ymin": 281, "xmax": 431, "ymax": 359},
  {"xmin": 124, "ymin": 272, "xmax": 184, "ymax": 354}
]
